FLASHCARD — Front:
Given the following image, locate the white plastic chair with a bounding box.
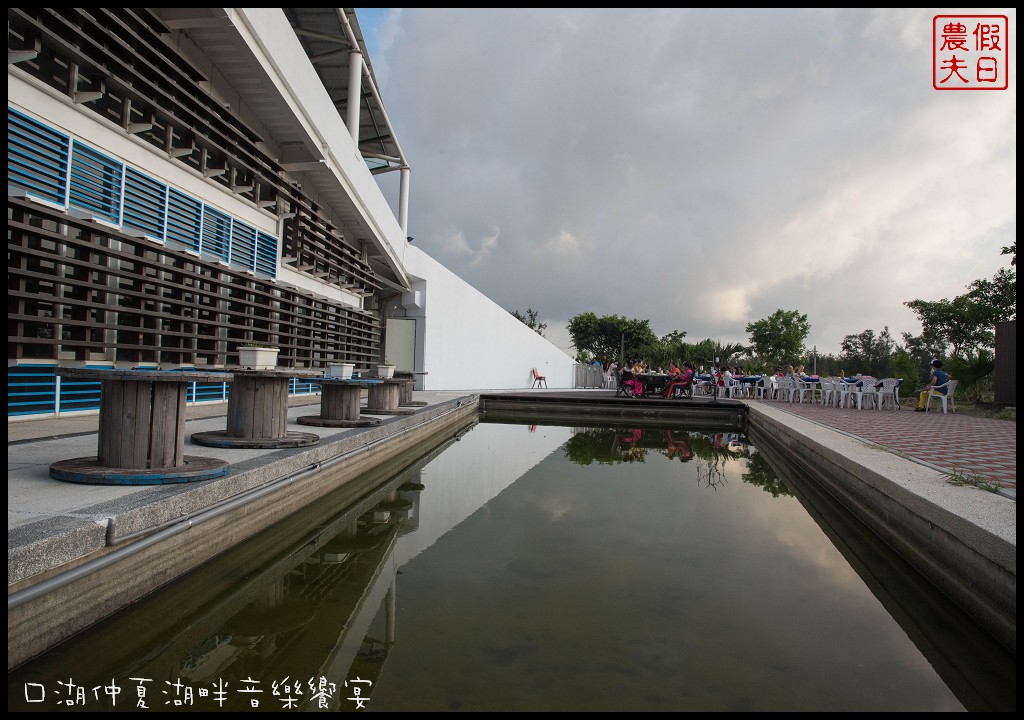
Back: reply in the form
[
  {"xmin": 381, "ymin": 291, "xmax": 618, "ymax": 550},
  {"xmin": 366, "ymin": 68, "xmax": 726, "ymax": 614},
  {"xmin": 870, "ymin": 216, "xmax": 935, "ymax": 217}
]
[
  {"xmin": 794, "ymin": 378, "xmax": 819, "ymax": 404},
  {"xmin": 925, "ymin": 379, "xmax": 958, "ymax": 414},
  {"xmin": 876, "ymin": 378, "xmax": 902, "ymax": 411},
  {"xmin": 719, "ymin": 376, "xmax": 737, "ymax": 398},
  {"xmin": 835, "ymin": 378, "xmax": 856, "ymax": 408},
  {"xmin": 852, "ymin": 378, "xmax": 879, "ymax": 410},
  {"xmin": 755, "ymin": 376, "xmax": 776, "ymax": 401},
  {"xmin": 775, "ymin": 375, "xmax": 796, "ymax": 403},
  {"xmin": 819, "ymin": 378, "xmax": 835, "ymax": 406}
]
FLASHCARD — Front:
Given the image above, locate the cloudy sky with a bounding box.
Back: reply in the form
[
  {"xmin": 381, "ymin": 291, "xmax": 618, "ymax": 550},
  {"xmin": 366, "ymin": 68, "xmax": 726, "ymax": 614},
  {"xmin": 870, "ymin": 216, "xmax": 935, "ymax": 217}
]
[{"xmin": 358, "ymin": 8, "xmax": 1015, "ymax": 357}]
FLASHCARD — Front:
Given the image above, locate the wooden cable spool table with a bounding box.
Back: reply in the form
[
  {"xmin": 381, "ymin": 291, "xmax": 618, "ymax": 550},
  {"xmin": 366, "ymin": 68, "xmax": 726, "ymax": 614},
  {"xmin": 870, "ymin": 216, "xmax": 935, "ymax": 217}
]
[
  {"xmin": 191, "ymin": 368, "xmax": 323, "ymax": 449},
  {"xmin": 393, "ymin": 373, "xmax": 428, "ymax": 407},
  {"xmin": 48, "ymin": 367, "xmax": 232, "ymax": 484},
  {"xmin": 296, "ymin": 378, "xmax": 383, "ymax": 428},
  {"xmin": 363, "ymin": 378, "xmax": 415, "ymax": 415}
]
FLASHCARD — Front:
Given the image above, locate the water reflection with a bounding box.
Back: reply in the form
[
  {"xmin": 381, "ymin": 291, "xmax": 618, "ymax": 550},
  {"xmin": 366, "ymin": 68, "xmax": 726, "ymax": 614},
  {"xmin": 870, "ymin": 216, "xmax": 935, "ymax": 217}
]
[
  {"xmin": 565, "ymin": 426, "xmax": 790, "ymax": 497},
  {"xmin": 7, "ymin": 420, "xmax": 1015, "ymax": 712},
  {"xmin": 7, "ymin": 441, "xmax": 439, "ymax": 713}
]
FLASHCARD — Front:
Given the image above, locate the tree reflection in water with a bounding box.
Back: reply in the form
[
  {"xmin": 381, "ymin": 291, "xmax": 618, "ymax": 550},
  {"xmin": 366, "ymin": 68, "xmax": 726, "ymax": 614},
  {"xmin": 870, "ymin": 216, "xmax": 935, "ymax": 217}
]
[{"xmin": 563, "ymin": 424, "xmax": 793, "ymax": 497}]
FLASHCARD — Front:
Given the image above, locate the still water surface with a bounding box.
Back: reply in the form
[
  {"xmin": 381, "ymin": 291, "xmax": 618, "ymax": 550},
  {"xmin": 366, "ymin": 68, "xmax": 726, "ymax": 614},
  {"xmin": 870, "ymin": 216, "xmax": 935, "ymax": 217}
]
[{"xmin": 7, "ymin": 419, "xmax": 1015, "ymax": 711}]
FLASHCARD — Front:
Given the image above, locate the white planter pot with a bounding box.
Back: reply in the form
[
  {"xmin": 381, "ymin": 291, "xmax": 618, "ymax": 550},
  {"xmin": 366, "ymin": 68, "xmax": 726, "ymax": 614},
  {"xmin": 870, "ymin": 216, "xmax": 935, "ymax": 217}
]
[
  {"xmin": 238, "ymin": 347, "xmax": 279, "ymax": 370},
  {"xmin": 377, "ymin": 365, "xmax": 396, "ymax": 379},
  {"xmin": 329, "ymin": 363, "xmax": 355, "ymax": 379}
]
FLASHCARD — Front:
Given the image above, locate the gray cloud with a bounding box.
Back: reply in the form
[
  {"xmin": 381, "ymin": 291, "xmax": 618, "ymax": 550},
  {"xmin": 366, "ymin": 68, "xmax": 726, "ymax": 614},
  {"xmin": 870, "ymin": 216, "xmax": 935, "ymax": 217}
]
[{"xmin": 369, "ymin": 8, "xmax": 1016, "ymax": 355}]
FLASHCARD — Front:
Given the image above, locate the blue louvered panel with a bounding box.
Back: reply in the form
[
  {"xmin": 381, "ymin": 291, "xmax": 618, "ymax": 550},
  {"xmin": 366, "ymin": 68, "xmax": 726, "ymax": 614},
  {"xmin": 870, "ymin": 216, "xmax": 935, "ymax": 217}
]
[
  {"xmin": 123, "ymin": 167, "xmax": 167, "ymax": 240},
  {"xmin": 290, "ymin": 377, "xmax": 319, "ymax": 396},
  {"xmin": 187, "ymin": 381, "xmax": 230, "ymax": 404},
  {"xmin": 255, "ymin": 231, "xmax": 278, "ymax": 278},
  {"xmin": 7, "ymin": 107, "xmax": 70, "ymax": 206},
  {"xmin": 7, "ymin": 364, "xmax": 57, "ymax": 416},
  {"xmin": 57, "ymin": 364, "xmax": 109, "ymax": 413},
  {"xmin": 68, "ymin": 141, "xmax": 123, "ymax": 223},
  {"xmin": 166, "ymin": 188, "xmax": 202, "ymax": 252},
  {"xmin": 230, "ymin": 220, "xmax": 257, "ymax": 272},
  {"xmin": 201, "ymin": 206, "xmax": 231, "ymax": 263}
]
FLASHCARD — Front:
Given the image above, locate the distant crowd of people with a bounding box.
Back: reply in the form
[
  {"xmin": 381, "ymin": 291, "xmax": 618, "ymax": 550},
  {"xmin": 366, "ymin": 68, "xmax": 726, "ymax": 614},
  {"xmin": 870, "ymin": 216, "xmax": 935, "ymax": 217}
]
[{"xmin": 592, "ymin": 357, "xmax": 951, "ymax": 411}]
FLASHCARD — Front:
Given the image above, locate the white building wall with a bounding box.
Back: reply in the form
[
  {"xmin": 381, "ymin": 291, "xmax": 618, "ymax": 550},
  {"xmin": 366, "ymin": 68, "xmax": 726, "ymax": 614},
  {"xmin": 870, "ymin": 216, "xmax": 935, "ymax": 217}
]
[
  {"xmin": 400, "ymin": 246, "xmax": 576, "ymax": 390},
  {"xmin": 232, "ymin": 9, "xmax": 407, "ymax": 266},
  {"xmin": 227, "ymin": 10, "xmax": 578, "ymax": 391}
]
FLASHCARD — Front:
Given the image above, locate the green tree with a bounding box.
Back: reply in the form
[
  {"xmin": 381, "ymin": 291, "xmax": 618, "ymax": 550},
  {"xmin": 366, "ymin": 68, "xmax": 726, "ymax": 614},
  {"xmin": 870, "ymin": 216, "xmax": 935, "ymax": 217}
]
[
  {"xmin": 899, "ymin": 331, "xmax": 946, "ymax": 384},
  {"xmin": 890, "ymin": 348, "xmax": 922, "ymax": 399},
  {"xmin": 966, "ymin": 267, "xmax": 1016, "ymax": 323},
  {"xmin": 684, "ymin": 339, "xmax": 748, "ymax": 372},
  {"xmin": 839, "ymin": 327, "xmax": 897, "ymax": 378},
  {"xmin": 566, "ymin": 312, "xmax": 658, "ymax": 364},
  {"xmin": 904, "ymin": 257, "xmax": 1016, "ymax": 357},
  {"xmin": 903, "ymin": 295, "xmax": 997, "ymax": 357},
  {"xmin": 509, "ymin": 307, "xmax": 547, "ymax": 337},
  {"xmin": 745, "ymin": 309, "xmax": 810, "ymax": 367},
  {"xmin": 1001, "ymin": 241, "xmax": 1015, "ymax": 265},
  {"xmin": 806, "ymin": 351, "xmax": 846, "ymax": 377},
  {"xmin": 656, "ymin": 330, "xmax": 689, "ymax": 366}
]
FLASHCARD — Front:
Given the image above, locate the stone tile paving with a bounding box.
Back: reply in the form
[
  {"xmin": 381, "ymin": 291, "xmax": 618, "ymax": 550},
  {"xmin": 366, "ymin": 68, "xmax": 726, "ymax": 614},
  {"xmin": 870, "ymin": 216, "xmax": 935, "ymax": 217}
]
[{"xmin": 756, "ymin": 398, "xmax": 1016, "ymax": 490}]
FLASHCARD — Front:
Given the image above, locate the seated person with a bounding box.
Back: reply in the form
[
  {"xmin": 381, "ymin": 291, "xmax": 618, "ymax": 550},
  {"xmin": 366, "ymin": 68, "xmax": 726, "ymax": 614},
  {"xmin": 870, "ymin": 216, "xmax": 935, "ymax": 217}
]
[
  {"xmin": 915, "ymin": 359, "xmax": 950, "ymax": 412},
  {"xmin": 620, "ymin": 361, "xmax": 644, "ymax": 396},
  {"xmin": 663, "ymin": 362, "xmax": 694, "ymax": 398},
  {"xmin": 604, "ymin": 361, "xmax": 619, "ymax": 388},
  {"xmin": 660, "ymin": 362, "xmax": 681, "ymax": 397},
  {"xmin": 717, "ymin": 365, "xmax": 733, "ymax": 387},
  {"xmin": 794, "ymin": 364, "xmax": 818, "ymax": 382}
]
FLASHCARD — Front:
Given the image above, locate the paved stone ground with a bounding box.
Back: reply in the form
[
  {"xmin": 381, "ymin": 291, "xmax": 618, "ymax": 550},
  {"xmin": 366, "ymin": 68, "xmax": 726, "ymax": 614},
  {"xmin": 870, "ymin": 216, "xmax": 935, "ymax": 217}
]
[{"xmin": 754, "ymin": 396, "xmax": 1016, "ymax": 491}]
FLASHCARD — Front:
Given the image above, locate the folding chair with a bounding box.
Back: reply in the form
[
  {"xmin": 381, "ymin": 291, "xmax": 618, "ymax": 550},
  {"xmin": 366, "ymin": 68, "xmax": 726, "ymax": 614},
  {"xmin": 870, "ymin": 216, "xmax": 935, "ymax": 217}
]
[{"xmin": 531, "ymin": 368, "xmax": 547, "ymax": 388}]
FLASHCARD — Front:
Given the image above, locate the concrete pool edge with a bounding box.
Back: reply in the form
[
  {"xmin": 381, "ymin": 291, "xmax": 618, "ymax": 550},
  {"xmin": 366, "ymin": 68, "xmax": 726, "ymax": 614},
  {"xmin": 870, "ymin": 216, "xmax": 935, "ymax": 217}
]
[
  {"xmin": 745, "ymin": 401, "xmax": 1015, "ymax": 654},
  {"xmin": 7, "ymin": 397, "xmax": 480, "ymax": 669}
]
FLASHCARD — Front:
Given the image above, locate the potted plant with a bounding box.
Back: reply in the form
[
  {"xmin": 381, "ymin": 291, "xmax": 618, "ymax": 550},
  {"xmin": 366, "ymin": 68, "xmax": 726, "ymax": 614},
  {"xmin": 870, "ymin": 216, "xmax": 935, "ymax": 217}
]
[
  {"xmin": 377, "ymin": 359, "xmax": 396, "ymax": 379},
  {"xmin": 238, "ymin": 342, "xmax": 279, "ymax": 370},
  {"xmin": 328, "ymin": 361, "xmax": 356, "ymax": 379}
]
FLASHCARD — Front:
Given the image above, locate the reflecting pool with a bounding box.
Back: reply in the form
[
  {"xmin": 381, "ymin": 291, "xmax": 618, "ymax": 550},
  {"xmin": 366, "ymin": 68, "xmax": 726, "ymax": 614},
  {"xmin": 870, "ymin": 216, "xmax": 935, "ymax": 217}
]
[{"xmin": 7, "ymin": 419, "xmax": 1015, "ymax": 712}]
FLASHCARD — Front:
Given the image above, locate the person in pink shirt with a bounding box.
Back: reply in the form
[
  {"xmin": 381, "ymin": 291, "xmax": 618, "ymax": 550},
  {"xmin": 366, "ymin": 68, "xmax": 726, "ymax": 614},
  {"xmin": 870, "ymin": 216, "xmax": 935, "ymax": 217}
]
[{"xmin": 663, "ymin": 361, "xmax": 695, "ymax": 398}]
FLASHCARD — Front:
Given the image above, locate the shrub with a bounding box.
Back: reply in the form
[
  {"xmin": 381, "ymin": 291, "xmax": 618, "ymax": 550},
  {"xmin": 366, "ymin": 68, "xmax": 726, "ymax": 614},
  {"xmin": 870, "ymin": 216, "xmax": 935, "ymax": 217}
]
[{"xmin": 945, "ymin": 350, "xmax": 995, "ymax": 403}]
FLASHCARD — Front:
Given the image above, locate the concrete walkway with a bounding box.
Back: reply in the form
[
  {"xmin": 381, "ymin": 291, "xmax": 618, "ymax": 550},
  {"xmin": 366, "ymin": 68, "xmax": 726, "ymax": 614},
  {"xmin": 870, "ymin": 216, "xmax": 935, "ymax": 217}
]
[{"xmin": 751, "ymin": 396, "xmax": 1016, "ymax": 495}]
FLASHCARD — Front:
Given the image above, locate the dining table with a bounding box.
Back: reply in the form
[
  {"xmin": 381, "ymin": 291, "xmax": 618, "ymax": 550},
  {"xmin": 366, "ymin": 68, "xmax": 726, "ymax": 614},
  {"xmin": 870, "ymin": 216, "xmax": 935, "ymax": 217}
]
[{"xmin": 633, "ymin": 372, "xmax": 670, "ymax": 397}]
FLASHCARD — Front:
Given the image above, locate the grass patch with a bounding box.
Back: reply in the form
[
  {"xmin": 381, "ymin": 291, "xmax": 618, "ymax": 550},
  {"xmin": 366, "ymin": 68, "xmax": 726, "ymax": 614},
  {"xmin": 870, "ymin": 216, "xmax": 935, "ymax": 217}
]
[
  {"xmin": 942, "ymin": 466, "xmax": 1002, "ymax": 493},
  {"xmin": 953, "ymin": 401, "xmax": 1016, "ymax": 422}
]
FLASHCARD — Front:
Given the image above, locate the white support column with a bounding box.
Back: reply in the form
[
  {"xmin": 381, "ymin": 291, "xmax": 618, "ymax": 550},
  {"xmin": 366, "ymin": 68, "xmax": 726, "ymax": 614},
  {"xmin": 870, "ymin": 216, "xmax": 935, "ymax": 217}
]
[
  {"xmin": 399, "ymin": 165, "xmax": 411, "ymax": 237},
  {"xmin": 346, "ymin": 49, "xmax": 363, "ymax": 145}
]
